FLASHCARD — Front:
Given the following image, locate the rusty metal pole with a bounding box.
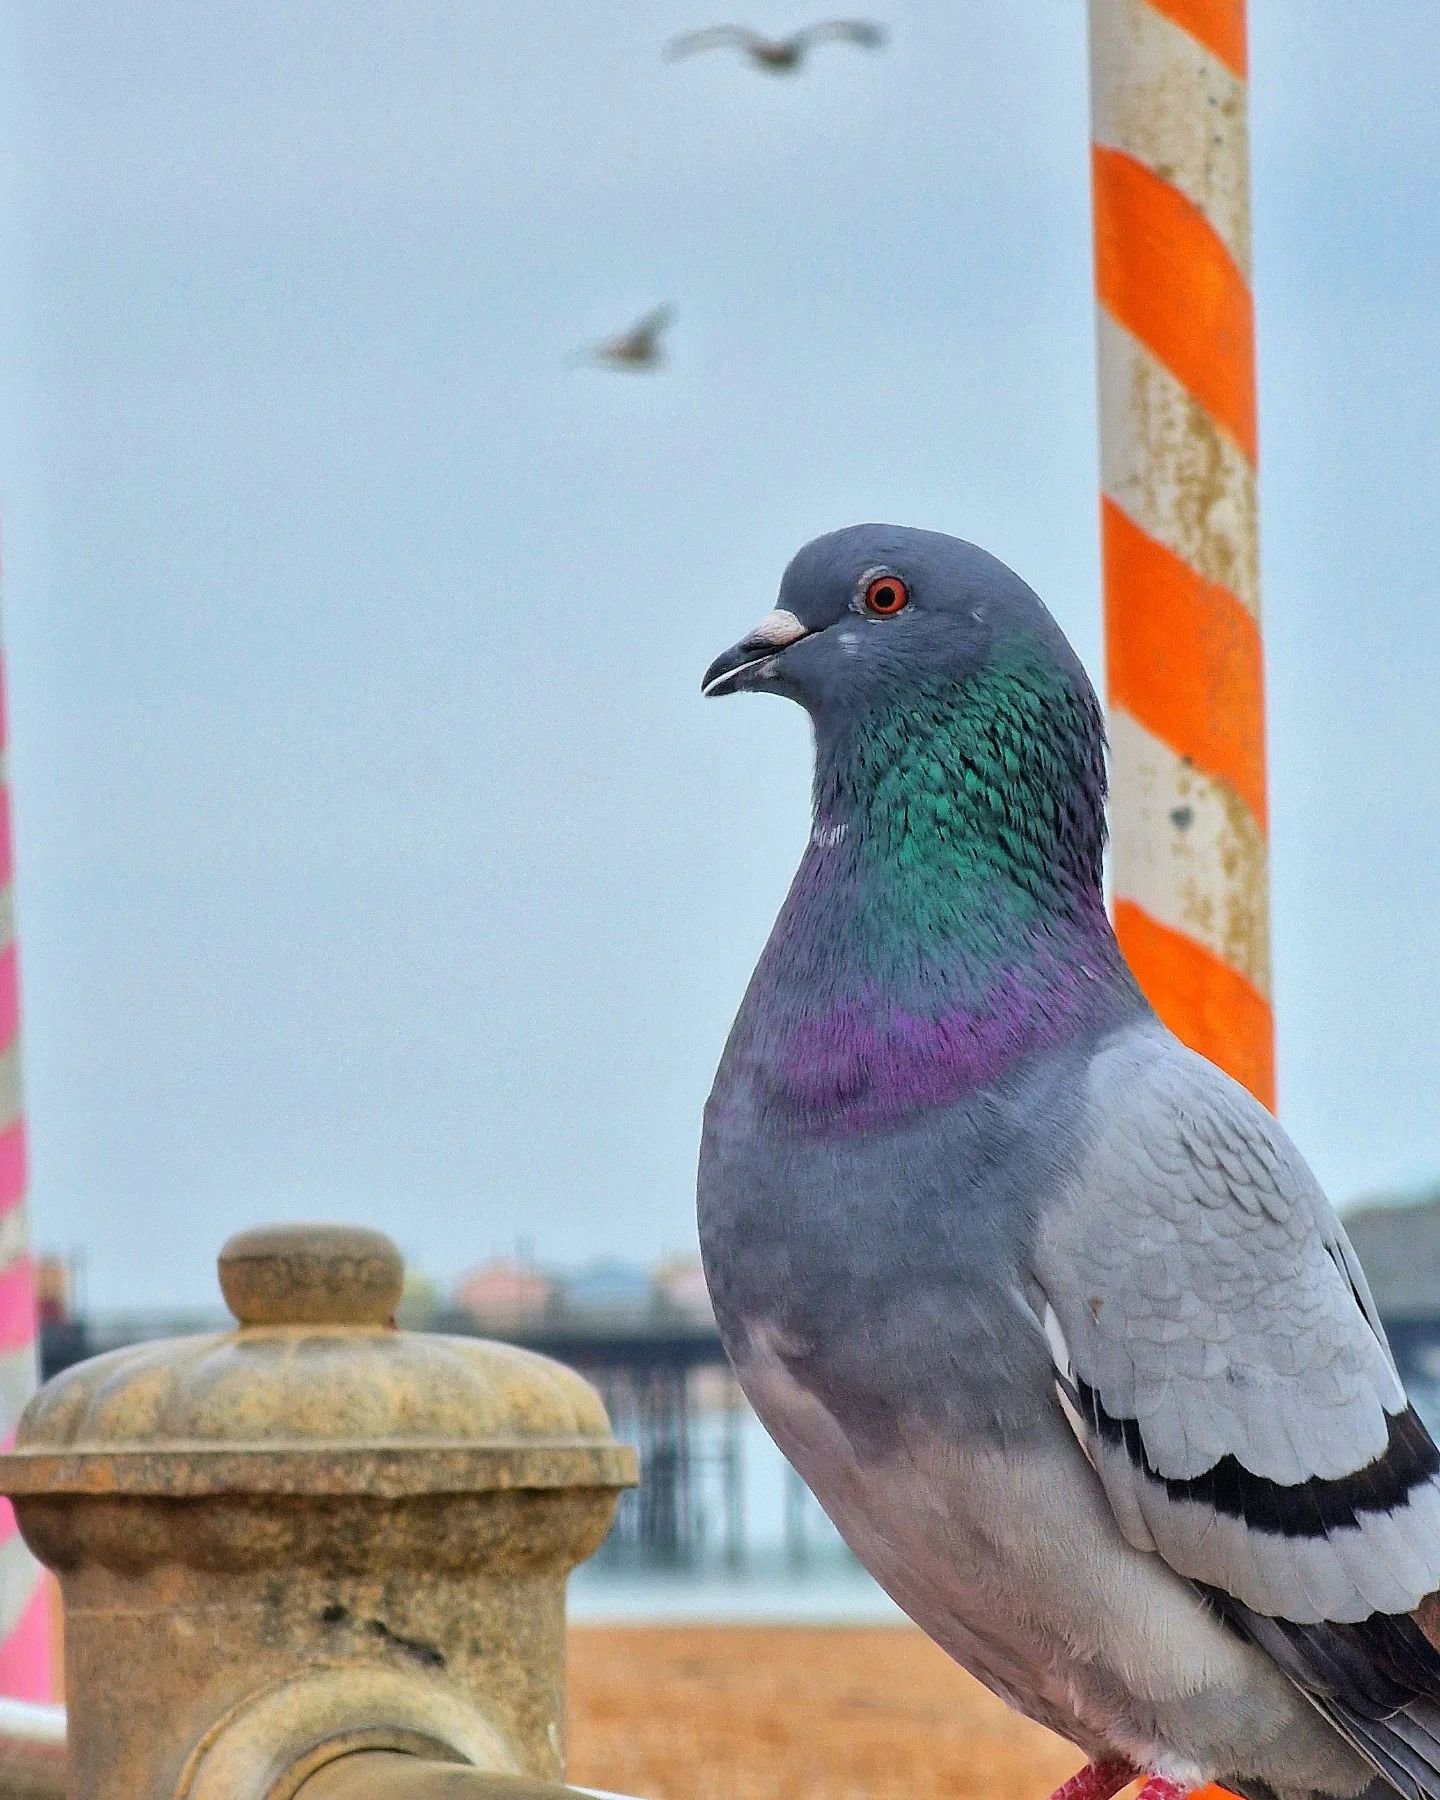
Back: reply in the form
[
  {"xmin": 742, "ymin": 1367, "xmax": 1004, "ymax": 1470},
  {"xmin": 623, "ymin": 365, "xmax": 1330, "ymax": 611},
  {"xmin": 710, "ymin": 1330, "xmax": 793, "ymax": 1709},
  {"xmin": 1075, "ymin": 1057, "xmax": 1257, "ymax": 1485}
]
[
  {"xmin": 0, "ymin": 1223, "xmax": 637, "ymax": 1800},
  {"xmin": 1087, "ymin": 0, "xmax": 1273, "ymax": 1112}
]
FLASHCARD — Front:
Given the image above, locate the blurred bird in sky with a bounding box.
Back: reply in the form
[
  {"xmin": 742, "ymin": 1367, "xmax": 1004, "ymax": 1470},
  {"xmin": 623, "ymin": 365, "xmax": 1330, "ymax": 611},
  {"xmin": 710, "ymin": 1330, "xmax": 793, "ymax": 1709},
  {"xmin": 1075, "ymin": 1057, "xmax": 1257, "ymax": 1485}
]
[
  {"xmin": 665, "ymin": 20, "xmax": 886, "ymax": 73},
  {"xmin": 569, "ymin": 305, "xmax": 674, "ymax": 372}
]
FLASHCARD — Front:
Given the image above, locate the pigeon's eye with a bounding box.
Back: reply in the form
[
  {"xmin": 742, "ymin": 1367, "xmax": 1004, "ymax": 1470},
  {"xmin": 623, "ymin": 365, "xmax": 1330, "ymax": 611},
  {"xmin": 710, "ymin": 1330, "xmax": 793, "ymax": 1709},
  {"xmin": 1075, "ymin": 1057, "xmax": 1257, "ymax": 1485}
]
[{"xmin": 862, "ymin": 574, "xmax": 910, "ymax": 617}]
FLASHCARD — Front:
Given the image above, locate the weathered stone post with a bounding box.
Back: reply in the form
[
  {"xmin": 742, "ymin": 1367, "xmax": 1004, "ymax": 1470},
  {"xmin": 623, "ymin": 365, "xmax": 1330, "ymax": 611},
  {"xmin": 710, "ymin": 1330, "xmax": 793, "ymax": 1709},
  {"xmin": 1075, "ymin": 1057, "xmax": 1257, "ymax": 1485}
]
[{"xmin": 0, "ymin": 1223, "xmax": 636, "ymax": 1799}]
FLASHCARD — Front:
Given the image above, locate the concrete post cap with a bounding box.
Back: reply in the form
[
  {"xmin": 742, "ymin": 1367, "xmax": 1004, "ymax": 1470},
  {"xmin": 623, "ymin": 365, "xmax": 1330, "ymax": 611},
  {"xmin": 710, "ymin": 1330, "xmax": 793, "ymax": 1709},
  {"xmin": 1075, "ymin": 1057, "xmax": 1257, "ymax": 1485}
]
[
  {"xmin": 0, "ymin": 1219, "xmax": 637, "ymax": 1499},
  {"xmin": 218, "ymin": 1222, "xmax": 405, "ymax": 1327}
]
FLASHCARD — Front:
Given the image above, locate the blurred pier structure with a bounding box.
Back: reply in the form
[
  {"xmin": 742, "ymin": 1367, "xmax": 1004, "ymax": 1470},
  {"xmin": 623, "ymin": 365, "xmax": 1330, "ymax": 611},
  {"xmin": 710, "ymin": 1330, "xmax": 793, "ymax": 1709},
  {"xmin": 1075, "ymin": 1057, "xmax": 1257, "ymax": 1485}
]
[
  {"xmin": 39, "ymin": 1292, "xmax": 775, "ymax": 1567},
  {"xmin": 40, "ymin": 1270, "xmax": 1440, "ymax": 1571}
]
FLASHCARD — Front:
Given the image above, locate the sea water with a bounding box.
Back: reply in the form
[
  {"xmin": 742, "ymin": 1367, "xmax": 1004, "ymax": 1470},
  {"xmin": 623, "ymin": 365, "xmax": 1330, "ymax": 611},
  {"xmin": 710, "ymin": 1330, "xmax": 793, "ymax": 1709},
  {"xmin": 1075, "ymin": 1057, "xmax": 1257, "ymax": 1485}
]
[{"xmin": 569, "ymin": 1408, "xmax": 903, "ymax": 1624}]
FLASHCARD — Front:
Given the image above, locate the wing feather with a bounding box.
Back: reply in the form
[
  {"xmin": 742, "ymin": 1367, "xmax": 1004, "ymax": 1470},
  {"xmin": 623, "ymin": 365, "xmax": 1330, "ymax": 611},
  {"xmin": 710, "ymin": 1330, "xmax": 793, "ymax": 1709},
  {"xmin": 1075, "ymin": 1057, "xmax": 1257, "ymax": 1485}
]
[
  {"xmin": 794, "ymin": 19, "xmax": 887, "ymax": 48},
  {"xmin": 1035, "ymin": 1021, "xmax": 1440, "ymax": 1792},
  {"xmin": 664, "ymin": 26, "xmax": 760, "ymax": 59}
]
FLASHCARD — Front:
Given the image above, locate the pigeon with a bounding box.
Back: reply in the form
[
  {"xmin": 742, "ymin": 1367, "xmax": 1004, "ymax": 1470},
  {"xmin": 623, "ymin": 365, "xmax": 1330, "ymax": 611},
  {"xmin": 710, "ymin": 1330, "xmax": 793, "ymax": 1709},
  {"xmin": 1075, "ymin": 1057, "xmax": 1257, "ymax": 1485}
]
[
  {"xmin": 698, "ymin": 523, "xmax": 1440, "ymax": 1800},
  {"xmin": 569, "ymin": 305, "xmax": 674, "ymax": 372},
  {"xmin": 665, "ymin": 20, "xmax": 885, "ymax": 73}
]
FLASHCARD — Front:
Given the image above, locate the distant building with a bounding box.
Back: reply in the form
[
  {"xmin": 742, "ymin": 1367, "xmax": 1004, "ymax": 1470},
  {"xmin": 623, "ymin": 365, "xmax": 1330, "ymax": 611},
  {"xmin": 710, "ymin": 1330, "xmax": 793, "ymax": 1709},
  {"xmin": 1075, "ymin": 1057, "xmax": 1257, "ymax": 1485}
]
[
  {"xmin": 654, "ymin": 1255, "xmax": 713, "ymax": 1323},
  {"xmin": 35, "ymin": 1255, "xmax": 70, "ymax": 1327},
  {"xmin": 563, "ymin": 1259, "xmax": 652, "ymax": 1314},
  {"xmin": 1342, "ymin": 1190, "xmax": 1440, "ymax": 1432},
  {"xmin": 395, "ymin": 1269, "xmax": 441, "ymax": 1330},
  {"xmin": 1344, "ymin": 1192, "xmax": 1440, "ymax": 1318},
  {"xmin": 455, "ymin": 1259, "xmax": 553, "ymax": 1327}
]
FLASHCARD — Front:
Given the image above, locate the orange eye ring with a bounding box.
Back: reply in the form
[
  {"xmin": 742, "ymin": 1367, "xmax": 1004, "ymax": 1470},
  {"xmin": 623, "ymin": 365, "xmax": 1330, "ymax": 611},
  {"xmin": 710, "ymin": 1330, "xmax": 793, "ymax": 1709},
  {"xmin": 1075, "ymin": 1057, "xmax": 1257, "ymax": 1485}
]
[{"xmin": 862, "ymin": 573, "xmax": 910, "ymax": 617}]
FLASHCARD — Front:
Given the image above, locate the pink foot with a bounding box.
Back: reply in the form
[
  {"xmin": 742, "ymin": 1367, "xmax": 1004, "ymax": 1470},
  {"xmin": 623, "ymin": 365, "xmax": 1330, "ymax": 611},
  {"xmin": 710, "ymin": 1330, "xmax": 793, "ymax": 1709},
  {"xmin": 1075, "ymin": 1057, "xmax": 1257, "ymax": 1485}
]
[
  {"xmin": 1048, "ymin": 1761, "xmax": 1137, "ymax": 1800},
  {"xmin": 1135, "ymin": 1783, "xmax": 1191, "ymax": 1800}
]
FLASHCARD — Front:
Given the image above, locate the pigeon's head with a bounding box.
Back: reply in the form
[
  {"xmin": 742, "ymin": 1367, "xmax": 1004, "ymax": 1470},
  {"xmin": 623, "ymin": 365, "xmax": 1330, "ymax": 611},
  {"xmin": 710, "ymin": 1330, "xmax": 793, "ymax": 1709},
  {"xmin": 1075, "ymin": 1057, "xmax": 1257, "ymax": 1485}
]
[{"xmin": 702, "ymin": 524, "xmax": 1094, "ymax": 731}]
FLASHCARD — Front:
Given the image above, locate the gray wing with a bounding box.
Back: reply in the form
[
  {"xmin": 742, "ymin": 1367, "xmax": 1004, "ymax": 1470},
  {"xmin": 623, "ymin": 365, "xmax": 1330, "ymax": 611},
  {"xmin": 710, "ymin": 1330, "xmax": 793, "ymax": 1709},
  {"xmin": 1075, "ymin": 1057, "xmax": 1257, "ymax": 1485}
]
[
  {"xmin": 664, "ymin": 26, "xmax": 761, "ymax": 59},
  {"xmin": 627, "ymin": 304, "xmax": 674, "ymax": 342},
  {"xmin": 1034, "ymin": 1023, "xmax": 1440, "ymax": 1793},
  {"xmin": 793, "ymin": 19, "xmax": 886, "ymax": 48}
]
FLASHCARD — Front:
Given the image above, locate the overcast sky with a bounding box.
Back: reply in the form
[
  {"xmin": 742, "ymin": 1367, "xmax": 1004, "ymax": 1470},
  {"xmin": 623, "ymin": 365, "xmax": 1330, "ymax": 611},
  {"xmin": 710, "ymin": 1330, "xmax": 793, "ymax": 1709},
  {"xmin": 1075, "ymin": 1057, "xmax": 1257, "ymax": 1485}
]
[{"xmin": 1, "ymin": 2, "xmax": 1438, "ymax": 1307}]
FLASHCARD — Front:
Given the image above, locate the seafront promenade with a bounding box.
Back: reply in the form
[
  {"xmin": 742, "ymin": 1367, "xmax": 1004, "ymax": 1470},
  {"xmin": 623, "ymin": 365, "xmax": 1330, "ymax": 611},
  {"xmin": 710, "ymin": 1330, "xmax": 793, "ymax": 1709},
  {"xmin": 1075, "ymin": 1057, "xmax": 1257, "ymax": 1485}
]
[{"xmin": 568, "ymin": 1625, "xmax": 1078, "ymax": 1800}]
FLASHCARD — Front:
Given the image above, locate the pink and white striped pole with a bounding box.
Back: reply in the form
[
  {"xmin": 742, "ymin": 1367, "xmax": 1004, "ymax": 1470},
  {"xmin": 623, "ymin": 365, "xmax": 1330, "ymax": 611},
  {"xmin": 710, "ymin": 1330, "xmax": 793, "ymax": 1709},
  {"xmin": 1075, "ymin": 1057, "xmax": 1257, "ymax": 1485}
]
[{"xmin": 0, "ymin": 602, "xmax": 52, "ymax": 1702}]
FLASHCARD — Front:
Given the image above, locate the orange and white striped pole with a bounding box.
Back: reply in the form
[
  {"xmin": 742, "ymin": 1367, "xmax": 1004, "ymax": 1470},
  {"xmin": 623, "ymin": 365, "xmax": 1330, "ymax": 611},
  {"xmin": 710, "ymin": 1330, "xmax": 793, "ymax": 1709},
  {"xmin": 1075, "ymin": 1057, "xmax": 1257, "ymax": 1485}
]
[
  {"xmin": 1087, "ymin": 0, "xmax": 1272, "ymax": 1113},
  {"xmin": 0, "ymin": 597, "xmax": 51, "ymax": 1702}
]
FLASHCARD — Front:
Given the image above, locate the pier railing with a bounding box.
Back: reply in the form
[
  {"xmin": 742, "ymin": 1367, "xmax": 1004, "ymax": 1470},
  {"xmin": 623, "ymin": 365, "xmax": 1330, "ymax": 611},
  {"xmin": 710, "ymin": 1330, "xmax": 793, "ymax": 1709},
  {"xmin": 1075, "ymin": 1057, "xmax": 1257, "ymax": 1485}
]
[
  {"xmin": 42, "ymin": 1289, "xmax": 756, "ymax": 1572},
  {"xmin": 0, "ymin": 1223, "xmax": 643, "ymax": 1800}
]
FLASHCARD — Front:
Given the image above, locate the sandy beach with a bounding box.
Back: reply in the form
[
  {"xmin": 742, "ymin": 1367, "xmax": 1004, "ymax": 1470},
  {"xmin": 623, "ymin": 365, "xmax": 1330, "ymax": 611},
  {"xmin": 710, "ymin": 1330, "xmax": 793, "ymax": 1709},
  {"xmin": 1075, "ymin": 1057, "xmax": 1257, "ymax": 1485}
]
[{"xmin": 567, "ymin": 1624, "xmax": 1081, "ymax": 1799}]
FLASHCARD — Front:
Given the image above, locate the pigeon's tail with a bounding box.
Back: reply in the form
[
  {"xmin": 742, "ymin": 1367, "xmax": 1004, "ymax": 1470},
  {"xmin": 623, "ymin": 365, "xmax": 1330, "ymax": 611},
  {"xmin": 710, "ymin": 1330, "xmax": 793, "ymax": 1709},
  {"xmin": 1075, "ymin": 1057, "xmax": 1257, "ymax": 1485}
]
[
  {"xmin": 1229, "ymin": 1785, "xmax": 1394, "ymax": 1800},
  {"xmin": 1206, "ymin": 1594, "xmax": 1440, "ymax": 1798},
  {"xmin": 1324, "ymin": 1698, "xmax": 1440, "ymax": 1800},
  {"xmin": 1226, "ymin": 1777, "xmax": 1414, "ymax": 1800}
]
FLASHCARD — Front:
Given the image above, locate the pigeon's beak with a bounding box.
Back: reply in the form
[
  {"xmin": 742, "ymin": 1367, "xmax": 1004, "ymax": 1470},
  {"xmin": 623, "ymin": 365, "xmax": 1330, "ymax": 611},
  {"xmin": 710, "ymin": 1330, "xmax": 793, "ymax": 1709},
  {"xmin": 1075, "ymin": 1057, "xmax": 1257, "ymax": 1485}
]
[{"xmin": 702, "ymin": 609, "xmax": 812, "ymax": 697}]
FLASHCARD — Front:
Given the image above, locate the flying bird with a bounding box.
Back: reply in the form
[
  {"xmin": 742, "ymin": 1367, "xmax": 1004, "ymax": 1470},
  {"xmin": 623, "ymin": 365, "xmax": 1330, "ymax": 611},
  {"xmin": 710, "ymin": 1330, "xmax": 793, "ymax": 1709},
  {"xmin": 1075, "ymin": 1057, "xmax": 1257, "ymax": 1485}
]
[
  {"xmin": 699, "ymin": 523, "xmax": 1440, "ymax": 1800},
  {"xmin": 569, "ymin": 305, "xmax": 674, "ymax": 372},
  {"xmin": 665, "ymin": 20, "xmax": 885, "ymax": 73}
]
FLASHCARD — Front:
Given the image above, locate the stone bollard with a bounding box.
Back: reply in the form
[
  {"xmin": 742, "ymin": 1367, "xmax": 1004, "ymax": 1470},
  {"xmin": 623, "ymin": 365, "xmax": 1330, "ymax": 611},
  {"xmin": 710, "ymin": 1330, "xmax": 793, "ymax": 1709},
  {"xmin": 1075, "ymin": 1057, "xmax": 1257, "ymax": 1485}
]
[{"xmin": 0, "ymin": 1224, "xmax": 637, "ymax": 1800}]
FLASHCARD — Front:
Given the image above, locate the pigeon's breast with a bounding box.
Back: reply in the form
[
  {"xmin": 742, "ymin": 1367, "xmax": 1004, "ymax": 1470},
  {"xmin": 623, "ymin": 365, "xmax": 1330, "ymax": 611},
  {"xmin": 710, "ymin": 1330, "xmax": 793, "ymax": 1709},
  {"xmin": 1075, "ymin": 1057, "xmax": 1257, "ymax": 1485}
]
[
  {"xmin": 725, "ymin": 932, "xmax": 1121, "ymax": 1141},
  {"xmin": 766, "ymin": 990, "xmax": 1077, "ymax": 1137},
  {"xmin": 698, "ymin": 1040, "xmax": 1091, "ymax": 1455}
]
